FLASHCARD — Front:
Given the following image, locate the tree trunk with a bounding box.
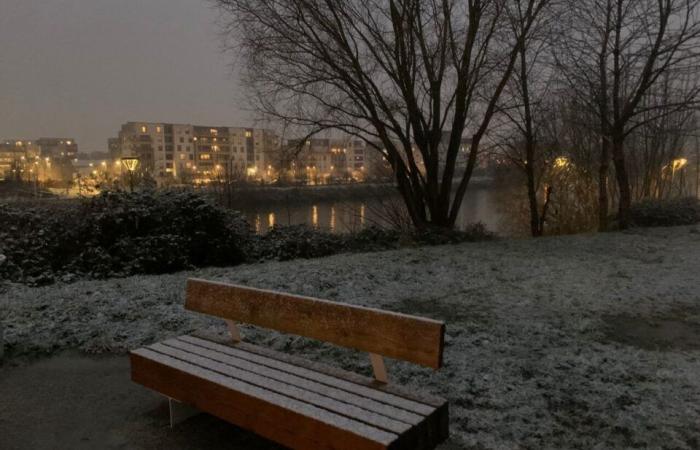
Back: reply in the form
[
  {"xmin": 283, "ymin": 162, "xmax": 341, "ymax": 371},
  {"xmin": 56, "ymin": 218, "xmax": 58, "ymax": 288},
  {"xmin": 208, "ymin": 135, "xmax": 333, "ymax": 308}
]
[
  {"xmin": 598, "ymin": 139, "xmax": 610, "ymax": 231},
  {"xmin": 526, "ymin": 164, "xmax": 542, "ymax": 237},
  {"xmin": 611, "ymin": 133, "xmax": 632, "ymax": 229}
]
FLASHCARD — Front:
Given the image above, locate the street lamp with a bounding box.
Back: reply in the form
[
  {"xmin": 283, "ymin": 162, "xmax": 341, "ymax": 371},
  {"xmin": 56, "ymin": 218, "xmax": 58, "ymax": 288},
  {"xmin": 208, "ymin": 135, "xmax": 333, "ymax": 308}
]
[{"xmin": 121, "ymin": 156, "xmax": 140, "ymax": 192}]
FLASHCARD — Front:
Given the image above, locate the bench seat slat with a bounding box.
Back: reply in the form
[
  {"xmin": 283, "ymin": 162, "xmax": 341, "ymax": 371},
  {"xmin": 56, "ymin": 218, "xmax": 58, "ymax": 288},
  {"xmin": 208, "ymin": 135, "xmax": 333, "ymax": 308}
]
[
  {"xmin": 131, "ymin": 348, "xmax": 398, "ymax": 449},
  {"xmin": 181, "ymin": 334, "xmax": 439, "ymax": 414},
  {"xmin": 160, "ymin": 338, "xmax": 425, "ymax": 426},
  {"xmin": 147, "ymin": 342, "xmax": 413, "ymax": 435}
]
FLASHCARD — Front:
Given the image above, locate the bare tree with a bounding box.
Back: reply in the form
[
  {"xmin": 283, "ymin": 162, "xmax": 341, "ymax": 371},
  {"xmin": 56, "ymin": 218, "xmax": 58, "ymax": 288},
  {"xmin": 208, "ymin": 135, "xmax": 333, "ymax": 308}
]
[
  {"xmin": 555, "ymin": 0, "xmax": 700, "ymax": 229},
  {"xmin": 215, "ymin": 0, "xmax": 550, "ymax": 229},
  {"xmin": 495, "ymin": 3, "xmax": 559, "ymax": 236}
]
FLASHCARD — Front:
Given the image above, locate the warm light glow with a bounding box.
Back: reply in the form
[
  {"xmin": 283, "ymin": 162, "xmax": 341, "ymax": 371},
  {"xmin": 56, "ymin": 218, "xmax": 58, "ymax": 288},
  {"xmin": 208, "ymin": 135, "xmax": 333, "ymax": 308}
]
[
  {"xmin": 312, "ymin": 205, "xmax": 318, "ymax": 226},
  {"xmin": 246, "ymin": 167, "xmax": 257, "ymax": 176},
  {"xmin": 672, "ymin": 158, "xmax": 688, "ymax": 171},
  {"xmin": 554, "ymin": 157, "xmax": 570, "ymax": 169},
  {"xmin": 121, "ymin": 156, "xmax": 140, "ymax": 172},
  {"xmin": 268, "ymin": 212, "xmax": 275, "ymax": 228}
]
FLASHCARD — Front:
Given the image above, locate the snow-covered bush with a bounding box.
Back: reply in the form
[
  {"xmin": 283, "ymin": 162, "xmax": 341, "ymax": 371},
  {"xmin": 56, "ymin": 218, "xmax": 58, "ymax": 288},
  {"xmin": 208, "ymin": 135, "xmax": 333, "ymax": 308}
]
[
  {"xmin": 249, "ymin": 223, "xmax": 493, "ymax": 261},
  {"xmin": 629, "ymin": 197, "xmax": 700, "ymax": 227},
  {"xmin": 251, "ymin": 225, "xmax": 349, "ymax": 261},
  {"xmin": 0, "ymin": 190, "xmax": 249, "ymax": 284},
  {"xmin": 0, "ymin": 191, "xmax": 495, "ymax": 285}
]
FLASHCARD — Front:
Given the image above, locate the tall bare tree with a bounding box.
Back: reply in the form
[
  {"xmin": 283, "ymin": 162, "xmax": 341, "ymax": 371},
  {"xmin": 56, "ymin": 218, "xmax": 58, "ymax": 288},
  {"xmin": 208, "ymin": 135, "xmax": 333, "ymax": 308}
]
[
  {"xmin": 215, "ymin": 0, "xmax": 550, "ymax": 229},
  {"xmin": 555, "ymin": 0, "xmax": 700, "ymax": 229},
  {"xmin": 495, "ymin": 2, "xmax": 559, "ymax": 236}
]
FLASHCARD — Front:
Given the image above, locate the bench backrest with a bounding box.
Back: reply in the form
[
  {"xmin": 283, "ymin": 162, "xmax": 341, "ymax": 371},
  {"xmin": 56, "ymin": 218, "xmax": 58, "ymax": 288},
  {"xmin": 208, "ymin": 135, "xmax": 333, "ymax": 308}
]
[{"xmin": 185, "ymin": 278, "xmax": 445, "ymax": 369}]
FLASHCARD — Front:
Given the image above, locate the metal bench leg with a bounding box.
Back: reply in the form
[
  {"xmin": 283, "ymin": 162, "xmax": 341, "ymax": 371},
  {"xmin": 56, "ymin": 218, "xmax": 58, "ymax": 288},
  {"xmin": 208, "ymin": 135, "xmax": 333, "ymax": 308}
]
[{"xmin": 168, "ymin": 397, "xmax": 200, "ymax": 428}]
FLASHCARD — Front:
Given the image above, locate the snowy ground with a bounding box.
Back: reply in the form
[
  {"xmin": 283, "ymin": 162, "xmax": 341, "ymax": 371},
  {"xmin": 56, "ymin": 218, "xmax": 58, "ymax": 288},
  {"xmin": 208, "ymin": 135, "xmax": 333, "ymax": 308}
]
[{"xmin": 2, "ymin": 225, "xmax": 700, "ymax": 449}]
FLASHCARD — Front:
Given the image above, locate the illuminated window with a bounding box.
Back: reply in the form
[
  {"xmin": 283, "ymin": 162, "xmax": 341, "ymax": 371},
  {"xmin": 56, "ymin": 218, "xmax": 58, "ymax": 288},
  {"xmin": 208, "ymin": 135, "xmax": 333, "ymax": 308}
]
[
  {"xmin": 180, "ymin": 154, "xmax": 186, "ymax": 160},
  {"xmin": 156, "ymin": 126, "xmax": 161, "ymax": 133},
  {"xmin": 210, "ymin": 129, "xmax": 218, "ymax": 135},
  {"xmin": 141, "ymin": 125, "xmax": 147, "ymax": 133},
  {"xmin": 245, "ymin": 130, "xmax": 252, "ymax": 138},
  {"xmin": 200, "ymin": 154, "xmax": 211, "ymax": 160}
]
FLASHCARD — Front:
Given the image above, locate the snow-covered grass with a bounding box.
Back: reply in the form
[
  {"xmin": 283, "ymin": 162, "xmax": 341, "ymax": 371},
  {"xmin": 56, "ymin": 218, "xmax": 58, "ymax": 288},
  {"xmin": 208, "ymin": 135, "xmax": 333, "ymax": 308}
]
[{"xmin": 2, "ymin": 225, "xmax": 700, "ymax": 449}]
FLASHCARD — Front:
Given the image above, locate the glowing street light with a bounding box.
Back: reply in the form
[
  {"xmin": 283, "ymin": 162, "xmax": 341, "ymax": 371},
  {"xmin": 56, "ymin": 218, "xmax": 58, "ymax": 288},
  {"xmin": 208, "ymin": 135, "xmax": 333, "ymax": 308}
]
[
  {"xmin": 553, "ymin": 157, "xmax": 570, "ymax": 169},
  {"xmin": 121, "ymin": 156, "xmax": 140, "ymax": 192},
  {"xmin": 672, "ymin": 158, "xmax": 688, "ymax": 171}
]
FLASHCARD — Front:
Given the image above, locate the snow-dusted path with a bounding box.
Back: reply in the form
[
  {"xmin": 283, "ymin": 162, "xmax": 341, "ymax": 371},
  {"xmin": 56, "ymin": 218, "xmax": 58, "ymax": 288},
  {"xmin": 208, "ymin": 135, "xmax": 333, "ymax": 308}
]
[{"xmin": 2, "ymin": 226, "xmax": 700, "ymax": 449}]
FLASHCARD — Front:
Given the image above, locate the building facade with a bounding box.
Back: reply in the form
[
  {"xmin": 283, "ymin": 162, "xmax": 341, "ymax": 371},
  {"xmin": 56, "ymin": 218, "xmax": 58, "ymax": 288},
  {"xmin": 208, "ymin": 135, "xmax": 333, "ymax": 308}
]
[
  {"xmin": 114, "ymin": 122, "xmax": 280, "ymax": 185},
  {"xmin": 0, "ymin": 138, "xmax": 76, "ymax": 183},
  {"xmin": 282, "ymin": 137, "xmax": 390, "ymax": 183}
]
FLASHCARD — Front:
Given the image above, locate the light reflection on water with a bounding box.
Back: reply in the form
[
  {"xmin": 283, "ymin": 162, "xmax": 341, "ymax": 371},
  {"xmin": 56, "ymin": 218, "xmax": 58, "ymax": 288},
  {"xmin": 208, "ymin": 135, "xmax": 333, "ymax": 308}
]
[{"xmin": 244, "ymin": 186, "xmax": 509, "ymax": 235}]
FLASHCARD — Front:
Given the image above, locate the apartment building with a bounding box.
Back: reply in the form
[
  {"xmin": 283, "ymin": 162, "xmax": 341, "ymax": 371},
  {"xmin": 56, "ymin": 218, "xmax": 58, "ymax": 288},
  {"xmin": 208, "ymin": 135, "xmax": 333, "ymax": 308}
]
[
  {"xmin": 0, "ymin": 140, "xmax": 38, "ymax": 180},
  {"xmin": 0, "ymin": 138, "xmax": 76, "ymax": 182},
  {"xmin": 114, "ymin": 122, "xmax": 279, "ymax": 184},
  {"xmin": 283, "ymin": 137, "xmax": 378, "ymax": 183}
]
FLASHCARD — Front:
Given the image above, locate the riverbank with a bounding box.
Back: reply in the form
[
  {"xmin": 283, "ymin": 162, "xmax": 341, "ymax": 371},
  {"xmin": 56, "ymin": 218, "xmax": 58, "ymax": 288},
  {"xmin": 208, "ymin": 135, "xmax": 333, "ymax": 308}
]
[
  {"xmin": 2, "ymin": 225, "xmax": 700, "ymax": 449},
  {"xmin": 209, "ymin": 175, "xmax": 494, "ymax": 208}
]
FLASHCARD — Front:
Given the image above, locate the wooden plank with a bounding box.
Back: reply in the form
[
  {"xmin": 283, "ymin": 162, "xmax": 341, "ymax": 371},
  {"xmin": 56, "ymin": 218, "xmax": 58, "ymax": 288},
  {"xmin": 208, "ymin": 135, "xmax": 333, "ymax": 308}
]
[
  {"xmin": 160, "ymin": 338, "xmax": 424, "ymax": 426},
  {"xmin": 370, "ymin": 353, "xmax": 389, "ymax": 384},
  {"xmin": 182, "ymin": 334, "xmax": 439, "ymax": 415},
  {"xmin": 185, "ymin": 278, "xmax": 445, "ymax": 369},
  {"xmin": 187, "ymin": 333, "xmax": 448, "ymax": 409},
  {"xmin": 148, "ymin": 342, "xmax": 413, "ymax": 434},
  {"xmin": 130, "ymin": 349, "xmax": 396, "ymax": 450},
  {"xmin": 391, "ymin": 402, "xmax": 450, "ymax": 450}
]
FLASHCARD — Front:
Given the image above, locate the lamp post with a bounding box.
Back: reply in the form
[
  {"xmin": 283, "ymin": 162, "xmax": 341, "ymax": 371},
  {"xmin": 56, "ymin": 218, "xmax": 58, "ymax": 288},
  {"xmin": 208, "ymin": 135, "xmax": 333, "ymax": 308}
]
[{"xmin": 121, "ymin": 156, "xmax": 140, "ymax": 193}]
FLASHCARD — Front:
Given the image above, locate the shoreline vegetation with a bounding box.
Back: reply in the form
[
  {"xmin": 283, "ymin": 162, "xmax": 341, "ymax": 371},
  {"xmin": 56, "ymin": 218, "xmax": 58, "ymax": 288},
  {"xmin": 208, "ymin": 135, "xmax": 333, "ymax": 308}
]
[
  {"xmin": 211, "ymin": 175, "xmax": 494, "ymax": 207},
  {"xmin": 0, "ymin": 190, "xmax": 494, "ymax": 286},
  {"xmin": 0, "ymin": 188, "xmax": 697, "ymax": 287}
]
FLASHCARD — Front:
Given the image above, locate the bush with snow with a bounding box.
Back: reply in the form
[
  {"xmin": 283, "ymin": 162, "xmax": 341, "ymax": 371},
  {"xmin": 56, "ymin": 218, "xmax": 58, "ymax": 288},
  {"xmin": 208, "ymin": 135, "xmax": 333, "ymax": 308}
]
[
  {"xmin": 629, "ymin": 197, "xmax": 700, "ymax": 227},
  {"xmin": 0, "ymin": 190, "xmax": 249, "ymax": 284},
  {"xmin": 0, "ymin": 191, "xmax": 494, "ymax": 285}
]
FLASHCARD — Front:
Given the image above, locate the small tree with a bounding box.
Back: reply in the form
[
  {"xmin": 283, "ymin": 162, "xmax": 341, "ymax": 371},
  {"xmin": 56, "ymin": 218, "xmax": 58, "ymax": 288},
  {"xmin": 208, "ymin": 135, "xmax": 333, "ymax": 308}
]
[
  {"xmin": 496, "ymin": 2, "xmax": 559, "ymax": 236},
  {"xmin": 555, "ymin": 0, "xmax": 700, "ymax": 229}
]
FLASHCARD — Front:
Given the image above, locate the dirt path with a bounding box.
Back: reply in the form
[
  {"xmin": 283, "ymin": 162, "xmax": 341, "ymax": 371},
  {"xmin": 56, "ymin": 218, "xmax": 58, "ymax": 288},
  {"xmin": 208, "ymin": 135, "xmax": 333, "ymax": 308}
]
[{"xmin": 0, "ymin": 353, "xmax": 281, "ymax": 450}]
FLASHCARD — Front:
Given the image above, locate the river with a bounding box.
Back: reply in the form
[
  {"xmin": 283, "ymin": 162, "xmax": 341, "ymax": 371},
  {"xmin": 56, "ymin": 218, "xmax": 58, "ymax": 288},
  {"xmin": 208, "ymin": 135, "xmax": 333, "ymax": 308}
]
[{"xmin": 240, "ymin": 185, "xmax": 511, "ymax": 235}]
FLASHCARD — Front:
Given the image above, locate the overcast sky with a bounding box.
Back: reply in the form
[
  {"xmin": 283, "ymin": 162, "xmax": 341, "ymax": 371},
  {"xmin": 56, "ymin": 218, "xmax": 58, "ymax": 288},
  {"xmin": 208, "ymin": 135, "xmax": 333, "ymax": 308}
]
[{"xmin": 0, "ymin": 0, "xmax": 250, "ymax": 151}]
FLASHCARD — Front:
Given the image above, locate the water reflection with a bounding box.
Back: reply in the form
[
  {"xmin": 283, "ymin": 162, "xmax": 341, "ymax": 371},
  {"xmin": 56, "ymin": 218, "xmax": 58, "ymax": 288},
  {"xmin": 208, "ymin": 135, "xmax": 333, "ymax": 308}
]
[{"xmin": 243, "ymin": 186, "xmax": 510, "ymax": 235}]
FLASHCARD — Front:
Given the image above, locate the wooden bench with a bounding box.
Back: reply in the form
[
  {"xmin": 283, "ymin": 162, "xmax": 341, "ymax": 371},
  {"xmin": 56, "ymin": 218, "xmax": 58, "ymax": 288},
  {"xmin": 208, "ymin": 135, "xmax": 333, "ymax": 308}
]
[{"xmin": 130, "ymin": 278, "xmax": 449, "ymax": 450}]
